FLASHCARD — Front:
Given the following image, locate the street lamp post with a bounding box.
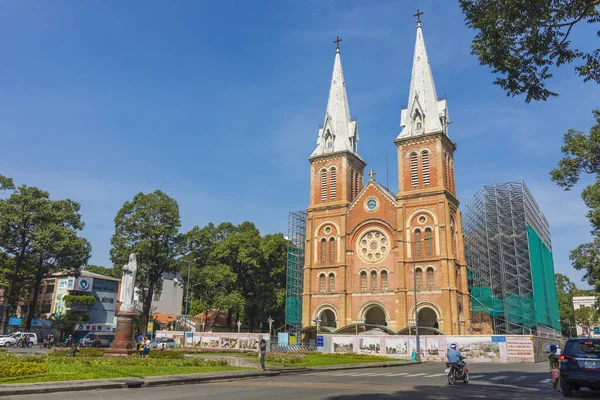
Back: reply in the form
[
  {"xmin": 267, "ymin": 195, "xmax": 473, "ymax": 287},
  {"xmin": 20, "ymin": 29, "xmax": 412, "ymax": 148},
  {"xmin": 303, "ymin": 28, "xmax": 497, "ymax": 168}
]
[
  {"xmin": 267, "ymin": 316, "xmax": 274, "ymax": 337},
  {"xmin": 179, "ymin": 257, "xmax": 198, "ymax": 347},
  {"xmin": 398, "ymin": 238, "xmax": 421, "ymax": 362}
]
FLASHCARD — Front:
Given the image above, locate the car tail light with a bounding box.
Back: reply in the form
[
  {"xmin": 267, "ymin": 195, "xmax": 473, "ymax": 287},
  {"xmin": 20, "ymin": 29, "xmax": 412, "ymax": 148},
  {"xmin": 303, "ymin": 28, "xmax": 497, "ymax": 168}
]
[{"xmin": 560, "ymin": 355, "xmax": 574, "ymax": 361}]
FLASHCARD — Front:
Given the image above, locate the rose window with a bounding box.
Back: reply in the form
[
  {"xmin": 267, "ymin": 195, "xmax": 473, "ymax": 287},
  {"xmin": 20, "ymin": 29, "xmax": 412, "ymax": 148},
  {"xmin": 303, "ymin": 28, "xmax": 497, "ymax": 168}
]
[{"xmin": 358, "ymin": 230, "xmax": 389, "ymax": 262}]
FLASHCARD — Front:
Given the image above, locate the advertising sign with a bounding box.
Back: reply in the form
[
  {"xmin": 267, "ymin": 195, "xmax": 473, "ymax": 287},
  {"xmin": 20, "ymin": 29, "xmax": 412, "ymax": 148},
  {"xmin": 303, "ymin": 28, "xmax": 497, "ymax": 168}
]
[
  {"xmin": 8, "ymin": 317, "xmax": 21, "ymax": 326},
  {"xmin": 75, "ymin": 277, "xmax": 93, "ymax": 292},
  {"xmin": 506, "ymin": 336, "xmax": 534, "ymax": 361},
  {"xmin": 146, "ymin": 321, "xmax": 154, "ymax": 336},
  {"xmin": 278, "ymin": 332, "xmax": 289, "ymax": 346}
]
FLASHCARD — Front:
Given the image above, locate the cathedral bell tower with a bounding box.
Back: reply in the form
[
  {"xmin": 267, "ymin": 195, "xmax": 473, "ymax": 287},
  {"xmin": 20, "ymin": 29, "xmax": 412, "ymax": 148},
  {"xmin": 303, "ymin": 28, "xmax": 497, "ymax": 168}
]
[
  {"xmin": 302, "ymin": 38, "xmax": 366, "ymax": 328},
  {"xmin": 394, "ymin": 15, "xmax": 471, "ymax": 335}
]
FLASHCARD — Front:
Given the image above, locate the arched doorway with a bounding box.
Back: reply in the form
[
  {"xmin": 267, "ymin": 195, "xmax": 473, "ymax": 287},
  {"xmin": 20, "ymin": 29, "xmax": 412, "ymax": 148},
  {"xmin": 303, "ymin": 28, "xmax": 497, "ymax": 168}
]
[
  {"xmin": 418, "ymin": 306, "xmax": 438, "ymax": 329},
  {"xmin": 319, "ymin": 309, "xmax": 337, "ymax": 328},
  {"xmin": 364, "ymin": 306, "xmax": 387, "ymax": 326}
]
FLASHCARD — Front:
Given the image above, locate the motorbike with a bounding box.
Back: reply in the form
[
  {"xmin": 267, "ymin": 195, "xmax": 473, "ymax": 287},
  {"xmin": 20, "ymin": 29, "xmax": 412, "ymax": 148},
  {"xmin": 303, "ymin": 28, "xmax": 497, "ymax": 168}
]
[
  {"xmin": 445, "ymin": 359, "xmax": 468, "ymax": 385},
  {"xmin": 63, "ymin": 338, "xmax": 73, "ymax": 347}
]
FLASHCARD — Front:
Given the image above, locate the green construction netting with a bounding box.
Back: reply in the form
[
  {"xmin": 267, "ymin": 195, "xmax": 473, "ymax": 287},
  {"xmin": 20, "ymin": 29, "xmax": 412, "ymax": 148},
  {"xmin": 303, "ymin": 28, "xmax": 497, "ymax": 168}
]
[
  {"xmin": 527, "ymin": 226, "xmax": 561, "ymax": 331},
  {"xmin": 285, "ymin": 245, "xmax": 303, "ymax": 325},
  {"xmin": 469, "ymin": 287, "xmax": 504, "ymax": 316}
]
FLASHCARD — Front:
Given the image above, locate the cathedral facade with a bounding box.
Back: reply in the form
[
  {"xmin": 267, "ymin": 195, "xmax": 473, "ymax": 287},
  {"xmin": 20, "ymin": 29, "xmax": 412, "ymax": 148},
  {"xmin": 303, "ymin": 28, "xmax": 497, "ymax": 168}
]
[{"xmin": 302, "ymin": 21, "xmax": 471, "ymax": 335}]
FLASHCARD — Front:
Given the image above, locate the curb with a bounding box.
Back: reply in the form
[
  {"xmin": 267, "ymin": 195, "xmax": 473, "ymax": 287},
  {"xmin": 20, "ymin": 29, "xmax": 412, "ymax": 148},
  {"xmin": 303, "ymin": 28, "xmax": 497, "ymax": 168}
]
[{"xmin": 0, "ymin": 362, "xmax": 421, "ymax": 397}]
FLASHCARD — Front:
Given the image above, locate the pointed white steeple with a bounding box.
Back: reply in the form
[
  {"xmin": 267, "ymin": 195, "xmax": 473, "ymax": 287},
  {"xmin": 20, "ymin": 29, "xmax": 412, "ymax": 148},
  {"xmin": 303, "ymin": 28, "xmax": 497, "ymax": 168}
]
[
  {"xmin": 398, "ymin": 17, "xmax": 449, "ymax": 139},
  {"xmin": 311, "ymin": 38, "xmax": 359, "ymax": 158}
]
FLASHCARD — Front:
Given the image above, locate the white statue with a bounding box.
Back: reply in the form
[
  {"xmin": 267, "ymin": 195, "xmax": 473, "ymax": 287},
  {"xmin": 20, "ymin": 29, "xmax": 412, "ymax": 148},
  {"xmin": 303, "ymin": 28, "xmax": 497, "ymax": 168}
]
[{"xmin": 119, "ymin": 253, "xmax": 137, "ymax": 313}]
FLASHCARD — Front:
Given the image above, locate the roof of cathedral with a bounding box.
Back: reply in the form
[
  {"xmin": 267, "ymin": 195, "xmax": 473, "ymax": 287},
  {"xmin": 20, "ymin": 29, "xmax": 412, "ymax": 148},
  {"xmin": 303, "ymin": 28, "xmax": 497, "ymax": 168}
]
[
  {"xmin": 398, "ymin": 20, "xmax": 449, "ymax": 139},
  {"xmin": 348, "ymin": 173, "xmax": 397, "ymax": 213},
  {"xmin": 311, "ymin": 43, "xmax": 360, "ymax": 159}
]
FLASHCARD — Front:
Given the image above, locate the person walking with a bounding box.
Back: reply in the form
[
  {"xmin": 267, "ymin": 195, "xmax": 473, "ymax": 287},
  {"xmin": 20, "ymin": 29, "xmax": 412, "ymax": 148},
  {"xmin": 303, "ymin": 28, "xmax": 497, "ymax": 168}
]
[
  {"xmin": 259, "ymin": 339, "xmax": 267, "ymax": 371},
  {"xmin": 136, "ymin": 333, "xmax": 144, "ymax": 350},
  {"xmin": 549, "ymin": 344, "xmax": 561, "ymax": 392}
]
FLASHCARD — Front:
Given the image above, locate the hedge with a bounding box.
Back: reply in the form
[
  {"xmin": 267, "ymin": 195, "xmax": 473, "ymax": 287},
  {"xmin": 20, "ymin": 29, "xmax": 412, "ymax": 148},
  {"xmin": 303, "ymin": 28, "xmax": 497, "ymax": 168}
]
[{"xmin": 48, "ymin": 348, "xmax": 104, "ymax": 357}]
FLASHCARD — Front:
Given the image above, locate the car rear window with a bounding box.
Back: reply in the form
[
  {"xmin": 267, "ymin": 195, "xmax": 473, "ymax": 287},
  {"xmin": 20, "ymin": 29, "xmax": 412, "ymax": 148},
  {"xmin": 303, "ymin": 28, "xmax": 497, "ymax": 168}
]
[{"xmin": 565, "ymin": 340, "xmax": 600, "ymax": 354}]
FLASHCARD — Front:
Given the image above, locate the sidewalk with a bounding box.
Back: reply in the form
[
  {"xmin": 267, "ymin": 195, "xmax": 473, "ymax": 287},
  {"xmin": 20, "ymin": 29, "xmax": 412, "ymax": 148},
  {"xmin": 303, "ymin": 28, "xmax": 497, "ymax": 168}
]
[{"xmin": 0, "ymin": 361, "xmax": 420, "ymax": 397}]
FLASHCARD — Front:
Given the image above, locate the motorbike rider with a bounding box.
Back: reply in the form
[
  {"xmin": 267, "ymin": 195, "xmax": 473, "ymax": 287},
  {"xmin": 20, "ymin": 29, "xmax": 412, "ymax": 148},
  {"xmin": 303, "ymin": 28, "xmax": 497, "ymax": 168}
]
[{"xmin": 447, "ymin": 343, "xmax": 466, "ymax": 377}]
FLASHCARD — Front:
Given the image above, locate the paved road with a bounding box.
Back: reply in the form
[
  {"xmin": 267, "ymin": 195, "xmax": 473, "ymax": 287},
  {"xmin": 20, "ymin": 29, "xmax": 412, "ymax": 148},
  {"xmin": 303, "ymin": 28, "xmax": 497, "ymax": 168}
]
[{"xmin": 9, "ymin": 362, "xmax": 598, "ymax": 399}]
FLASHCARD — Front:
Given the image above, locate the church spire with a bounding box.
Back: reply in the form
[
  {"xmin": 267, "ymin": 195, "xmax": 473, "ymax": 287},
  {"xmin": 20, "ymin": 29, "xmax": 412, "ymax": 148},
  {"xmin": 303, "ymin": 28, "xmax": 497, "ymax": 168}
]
[
  {"xmin": 398, "ymin": 13, "xmax": 449, "ymax": 139},
  {"xmin": 311, "ymin": 37, "xmax": 359, "ymax": 158}
]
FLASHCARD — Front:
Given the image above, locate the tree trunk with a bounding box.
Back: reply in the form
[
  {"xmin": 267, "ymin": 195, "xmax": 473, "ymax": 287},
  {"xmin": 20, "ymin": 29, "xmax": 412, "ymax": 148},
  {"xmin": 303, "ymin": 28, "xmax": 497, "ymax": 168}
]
[
  {"xmin": 142, "ymin": 285, "xmax": 154, "ymax": 335},
  {"xmin": 25, "ymin": 266, "xmax": 44, "ymax": 331},
  {"xmin": 0, "ymin": 276, "xmax": 16, "ymax": 335}
]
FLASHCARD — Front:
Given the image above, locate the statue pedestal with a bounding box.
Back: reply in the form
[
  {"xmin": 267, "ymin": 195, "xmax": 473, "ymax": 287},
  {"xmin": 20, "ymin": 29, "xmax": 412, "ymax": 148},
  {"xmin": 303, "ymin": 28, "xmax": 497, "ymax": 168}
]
[{"xmin": 104, "ymin": 310, "xmax": 137, "ymax": 357}]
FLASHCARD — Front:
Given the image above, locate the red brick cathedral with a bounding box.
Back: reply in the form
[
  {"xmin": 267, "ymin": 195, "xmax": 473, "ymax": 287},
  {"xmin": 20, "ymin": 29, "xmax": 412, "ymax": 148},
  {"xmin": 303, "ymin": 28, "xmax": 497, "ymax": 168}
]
[{"xmin": 302, "ymin": 20, "xmax": 471, "ymax": 335}]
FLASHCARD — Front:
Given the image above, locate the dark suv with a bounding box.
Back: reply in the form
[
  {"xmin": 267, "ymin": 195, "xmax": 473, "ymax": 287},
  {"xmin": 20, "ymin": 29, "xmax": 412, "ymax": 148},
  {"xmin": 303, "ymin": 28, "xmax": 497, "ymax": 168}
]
[{"xmin": 560, "ymin": 338, "xmax": 600, "ymax": 397}]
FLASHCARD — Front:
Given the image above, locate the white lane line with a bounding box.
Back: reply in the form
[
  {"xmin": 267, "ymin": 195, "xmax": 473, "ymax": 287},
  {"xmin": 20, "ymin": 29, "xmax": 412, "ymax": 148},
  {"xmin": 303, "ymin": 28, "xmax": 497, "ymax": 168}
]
[
  {"xmin": 387, "ymin": 372, "xmax": 410, "ymax": 376},
  {"xmin": 539, "ymin": 378, "xmax": 551, "ymax": 384},
  {"xmin": 404, "ymin": 373, "xmax": 426, "ymax": 377},
  {"xmin": 379, "ymin": 373, "xmax": 405, "ymax": 376},
  {"xmin": 468, "ymin": 375, "xmax": 484, "ymax": 379},
  {"xmin": 357, "ymin": 373, "xmax": 381, "ymax": 376},
  {"xmin": 489, "ymin": 375, "xmax": 507, "ymax": 381},
  {"xmin": 328, "ymin": 372, "xmax": 362, "ymax": 376},
  {"xmin": 470, "ymin": 381, "xmax": 539, "ymax": 391},
  {"xmin": 426, "ymin": 373, "xmax": 447, "ymax": 377},
  {"xmin": 514, "ymin": 376, "xmax": 527, "ymax": 381}
]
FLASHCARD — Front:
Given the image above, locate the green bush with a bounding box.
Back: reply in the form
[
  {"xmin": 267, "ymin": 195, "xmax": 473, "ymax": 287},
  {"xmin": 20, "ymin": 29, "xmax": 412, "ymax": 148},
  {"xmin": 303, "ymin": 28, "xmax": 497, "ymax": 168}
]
[
  {"xmin": 63, "ymin": 295, "xmax": 96, "ymax": 307},
  {"xmin": 0, "ymin": 361, "xmax": 46, "ymax": 378},
  {"xmin": 315, "ymin": 353, "xmax": 389, "ymax": 361},
  {"xmin": 49, "ymin": 356, "xmax": 227, "ymax": 368},
  {"xmin": 265, "ymin": 352, "xmax": 307, "ymax": 364},
  {"xmin": 148, "ymin": 351, "xmax": 184, "ymax": 359},
  {"xmin": 48, "ymin": 348, "xmax": 104, "ymax": 357}
]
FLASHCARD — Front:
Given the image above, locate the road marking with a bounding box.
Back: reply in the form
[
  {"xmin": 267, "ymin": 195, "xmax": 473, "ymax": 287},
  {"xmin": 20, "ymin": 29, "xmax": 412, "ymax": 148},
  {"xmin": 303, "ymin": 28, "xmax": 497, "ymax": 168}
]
[
  {"xmin": 468, "ymin": 375, "xmax": 483, "ymax": 379},
  {"xmin": 404, "ymin": 373, "xmax": 426, "ymax": 377},
  {"xmin": 356, "ymin": 373, "xmax": 381, "ymax": 376},
  {"xmin": 426, "ymin": 373, "xmax": 447, "ymax": 377},
  {"xmin": 387, "ymin": 372, "xmax": 410, "ymax": 376},
  {"xmin": 540, "ymin": 378, "xmax": 551, "ymax": 384},
  {"xmin": 489, "ymin": 375, "xmax": 507, "ymax": 381},
  {"xmin": 470, "ymin": 381, "xmax": 539, "ymax": 391}
]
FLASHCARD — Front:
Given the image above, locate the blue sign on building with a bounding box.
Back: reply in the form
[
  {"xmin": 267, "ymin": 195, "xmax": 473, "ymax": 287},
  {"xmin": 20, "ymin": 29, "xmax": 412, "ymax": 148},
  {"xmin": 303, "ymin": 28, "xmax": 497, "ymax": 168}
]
[
  {"xmin": 491, "ymin": 336, "xmax": 506, "ymax": 343},
  {"xmin": 89, "ymin": 279, "xmax": 119, "ymax": 325},
  {"xmin": 317, "ymin": 335, "xmax": 324, "ymax": 347},
  {"xmin": 8, "ymin": 317, "xmax": 21, "ymax": 326}
]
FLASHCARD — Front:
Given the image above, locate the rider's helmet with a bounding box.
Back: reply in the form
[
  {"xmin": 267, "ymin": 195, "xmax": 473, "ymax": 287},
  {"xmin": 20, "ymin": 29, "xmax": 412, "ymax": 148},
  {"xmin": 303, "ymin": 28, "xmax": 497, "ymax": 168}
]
[{"xmin": 450, "ymin": 343, "xmax": 457, "ymax": 348}]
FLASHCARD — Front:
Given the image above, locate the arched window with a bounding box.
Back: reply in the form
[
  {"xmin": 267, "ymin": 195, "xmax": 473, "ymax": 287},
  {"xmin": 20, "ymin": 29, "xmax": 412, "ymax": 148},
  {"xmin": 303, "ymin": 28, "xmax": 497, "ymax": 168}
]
[
  {"xmin": 410, "ymin": 152, "xmax": 418, "ymax": 188},
  {"xmin": 449, "ymin": 159, "xmax": 454, "ymax": 191},
  {"xmin": 450, "ymin": 218, "xmax": 457, "ymax": 256},
  {"xmin": 416, "ymin": 122, "xmax": 422, "ymax": 130},
  {"xmin": 320, "ymin": 169, "xmax": 327, "ymax": 201},
  {"xmin": 381, "ymin": 270, "xmax": 388, "ymax": 290},
  {"xmin": 319, "ymin": 274, "xmax": 326, "ymax": 292},
  {"xmin": 330, "ymin": 167, "xmax": 337, "ymax": 200},
  {"xmin": 360, "ymin": 272, "xmax": 367, "ymax": 291},
  {"xmin": 425, "ymin": 228, "xmax": 433, "ymax": 256},
  {"xmin": 427, "ymin": 268, "xmax": 434, "ymax": 289},
  {"xmin": 415, "ymin": 268, "xmax": 423, "ymax": 290},
  {"xmin": 350, "ymin": 169, "xmax": 356, "ymax": 200},
  {"xmin": 414, "ymin": 229, "xmax": 422, "ymax": 257},
  {"xmin": 421, "ymin": 151, "xmax": 430, "ymax": 186},
  {"xmin": 371, "ymin": 271, "xmax": 377, "ymax": 291},
  {"xmin": 329, "ymin": 238, "xmax": 336, "ymax": 263},
  {"xmin": 329, "ymin": 273, "xmax": 335, "ymax": 292},
  {"xmin": 354, "ymin": 171, "xmax": 360, "ymax": 195},
  {"xmin": 320, "ymin": 239, "xmax": 327, "ymax": 264}
]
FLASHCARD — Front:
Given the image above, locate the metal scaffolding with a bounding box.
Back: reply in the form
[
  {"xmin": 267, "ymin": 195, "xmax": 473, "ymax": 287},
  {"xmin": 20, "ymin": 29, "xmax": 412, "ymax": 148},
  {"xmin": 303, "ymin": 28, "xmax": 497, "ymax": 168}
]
[
  {"xmin": 463, "ymin": 181, "xmax": 560, "ymax": 336},
  {"xmin": 285, "ymin": 210, "xmax": 307, "ymax": 333}
]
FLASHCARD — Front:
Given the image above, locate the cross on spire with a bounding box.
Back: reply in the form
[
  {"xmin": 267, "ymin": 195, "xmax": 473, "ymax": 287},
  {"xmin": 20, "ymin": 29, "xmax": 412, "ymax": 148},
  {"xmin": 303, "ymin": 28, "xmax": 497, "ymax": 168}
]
[
  {"xmin": 369, "ymin": 170, "xmax": 376, "ymax": 180},
  {"xmin": 414, "ymin": 9, "xmax": 424, "ymax": 24},
  {"xmin": 334, "ymin": 36, "xmax": 342, "ymax": 51}
]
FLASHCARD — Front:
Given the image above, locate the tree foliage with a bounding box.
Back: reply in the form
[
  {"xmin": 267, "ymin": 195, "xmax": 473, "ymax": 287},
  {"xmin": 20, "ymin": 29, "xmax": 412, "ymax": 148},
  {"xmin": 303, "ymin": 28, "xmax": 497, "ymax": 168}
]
[
  {"xmin": 0, "ymin": 185, "xmax": 90, "ymax": 334},
  {"xmin": 551, "ymin": 110, "xmax": 600, "ymax": 291},
  {"xmin": 185, "ymin": 222, "xmax": 288, "ymax": 331},
  {"xmin": 84, "ymin": 265, "xmax": 119, "ymax": 278},
  {"xmin": 460, "ymin": 0, "xmax": 600, "ymax": 102},
  {"xmin": 110, "ymin": 190, "xmax": 185, "ymax": 330},
  {"xmin": 556, "ymin": 273, "xmax": 580, "ymax": 337},
  {"xmin": 574, "ymin": 305, "xmax": 600, "ymax": 331},
  {"xmin": 0, "ymin": 175, "xmax": 14, "ymax": 192}
]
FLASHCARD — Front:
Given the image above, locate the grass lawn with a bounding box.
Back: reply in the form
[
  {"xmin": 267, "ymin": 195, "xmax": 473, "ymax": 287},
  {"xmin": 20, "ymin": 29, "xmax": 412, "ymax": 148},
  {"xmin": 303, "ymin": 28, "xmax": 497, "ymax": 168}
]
[
  {"xmin": 290, "ymin": 353, "xmax": 408, "ymax": 367},
  {"xmin": 0, "ymin": 362, "xmax": 244, "ymax": 385}
]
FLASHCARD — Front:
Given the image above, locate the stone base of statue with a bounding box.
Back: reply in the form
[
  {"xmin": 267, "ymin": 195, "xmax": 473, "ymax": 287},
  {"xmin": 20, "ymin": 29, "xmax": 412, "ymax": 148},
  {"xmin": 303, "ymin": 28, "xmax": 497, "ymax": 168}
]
[{"xmin": 104, "ymin": 309, "xmax": 137, "ymax": 357}]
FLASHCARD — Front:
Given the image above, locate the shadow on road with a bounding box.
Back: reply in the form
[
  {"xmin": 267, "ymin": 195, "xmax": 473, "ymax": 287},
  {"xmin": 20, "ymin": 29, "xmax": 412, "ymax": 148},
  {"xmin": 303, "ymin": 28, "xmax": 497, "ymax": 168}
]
[{"xmin": 327, "ymin": 383, "xmax": 600, "ymax": 400}]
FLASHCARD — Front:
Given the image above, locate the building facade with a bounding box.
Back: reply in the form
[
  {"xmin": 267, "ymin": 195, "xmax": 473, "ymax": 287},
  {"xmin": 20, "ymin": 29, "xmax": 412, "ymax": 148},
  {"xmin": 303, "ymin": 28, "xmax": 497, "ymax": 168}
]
[
  {"xmin": 572, "ymin": 296, "xmax": 597, "ymax": 337},
  {"xmin": 136, "ymin": 272, "xmax": 184, "ymax": 316},
  {"xmin": 463, "ymin": 181, "xmax": 561, "ymax": 336},
  {"xmin": 302, "ymin": 20, "xmax": 471, "ymax": 335}
]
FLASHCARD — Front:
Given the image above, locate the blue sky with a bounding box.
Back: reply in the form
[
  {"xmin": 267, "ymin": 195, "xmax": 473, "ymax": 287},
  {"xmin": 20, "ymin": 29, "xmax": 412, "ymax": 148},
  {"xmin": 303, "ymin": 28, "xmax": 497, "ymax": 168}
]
[{"xmin": 0, "ymin": 1, "xmax": 598, "ymax": 287}]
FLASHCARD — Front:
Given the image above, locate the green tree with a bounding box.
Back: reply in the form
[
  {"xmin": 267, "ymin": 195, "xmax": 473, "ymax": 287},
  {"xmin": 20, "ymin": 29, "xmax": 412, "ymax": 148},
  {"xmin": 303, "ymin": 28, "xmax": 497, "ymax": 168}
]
[
  {"xmin": 0, "ymin": 186, "xmax": 61, "ymax": 334},
  {"xmin": 110, "ymin": 190, "xmax": 185, "ymax": 330},
  {"xmin": 84, "ymin": 265, "xmax": 118, "ymax": 278},
  {"xmin": 26, "ymin": 199, "xmax": 91, "ymax": 330},
  {"xmin": 574, "ymin": 306, "xmax": 600, "ymax": 333},
  {"xmin": 551, "ymin": 110, "xmax": 600, "ymax": 291},
  {"xmin": 0, "ymin": 174, "xmax": 14, "ymax": 192},
  {"xmin": 556, "ymin": 273, "xmax": 579, "ymax": 337},
  {"xmin": 460, "ymin": 0, "xmax": 600, "ymax": 102}
]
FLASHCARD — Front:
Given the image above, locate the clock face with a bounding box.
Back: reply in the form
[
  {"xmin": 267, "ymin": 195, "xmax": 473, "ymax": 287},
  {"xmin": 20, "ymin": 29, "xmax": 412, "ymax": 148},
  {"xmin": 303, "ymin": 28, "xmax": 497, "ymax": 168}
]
[{"xmin": 366, "ymin": 199, "xmax": 377, "ymax": 211}]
